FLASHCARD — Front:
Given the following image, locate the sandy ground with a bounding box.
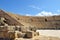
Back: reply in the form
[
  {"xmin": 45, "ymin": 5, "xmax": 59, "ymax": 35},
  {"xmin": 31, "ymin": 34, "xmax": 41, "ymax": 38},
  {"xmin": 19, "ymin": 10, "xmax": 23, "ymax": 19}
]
[
  {"xmin": 15, "ymin": 36, "xmax": 60, "ymax": 40},
  {"xmin": 36, "ymin": 30, "xmax": 60, "ymax": 38}
]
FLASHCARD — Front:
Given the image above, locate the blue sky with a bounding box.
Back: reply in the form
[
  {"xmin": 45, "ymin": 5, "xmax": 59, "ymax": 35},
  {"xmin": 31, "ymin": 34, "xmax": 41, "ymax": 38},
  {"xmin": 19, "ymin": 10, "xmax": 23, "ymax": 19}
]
[{"xmin": 0, "ymin": 0, "xmax": 60, "ymax": 16}]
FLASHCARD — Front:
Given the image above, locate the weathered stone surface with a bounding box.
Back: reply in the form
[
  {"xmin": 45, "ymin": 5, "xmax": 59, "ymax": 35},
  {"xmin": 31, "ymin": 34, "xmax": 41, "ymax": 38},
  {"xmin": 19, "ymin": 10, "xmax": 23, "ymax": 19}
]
[
  {"xmin": 0, "ymin": 10, "xmax": 60, "ymax": 40},
  {"xmin": 0, "ymin": 10, "xmax": 60, "ymax": 29}
]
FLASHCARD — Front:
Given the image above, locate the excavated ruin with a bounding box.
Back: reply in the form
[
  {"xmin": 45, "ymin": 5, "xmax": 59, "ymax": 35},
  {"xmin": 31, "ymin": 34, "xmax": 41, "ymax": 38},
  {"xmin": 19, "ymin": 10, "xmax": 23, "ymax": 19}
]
[{"xmin": 0, "ymin": 10, "xmax": 60, "ymax": 40}]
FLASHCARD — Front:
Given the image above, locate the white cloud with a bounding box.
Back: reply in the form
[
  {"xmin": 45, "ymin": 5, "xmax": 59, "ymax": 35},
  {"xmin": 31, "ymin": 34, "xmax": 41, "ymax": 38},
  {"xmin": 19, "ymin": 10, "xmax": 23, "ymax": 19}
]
[
  {"xmin": 25, "ymin": 14, "xmax": 31, "ymax": 16},
  {"xmin": 36, "ymin": 11, "xmax": 59, "ymax": 16},
  {"xmin": 29, "ymin": 5, "xmax": 40, "ymax": 9},
  {"xmin": 25, "ymin": 11, "xmax": 60, "ymax": 16}
]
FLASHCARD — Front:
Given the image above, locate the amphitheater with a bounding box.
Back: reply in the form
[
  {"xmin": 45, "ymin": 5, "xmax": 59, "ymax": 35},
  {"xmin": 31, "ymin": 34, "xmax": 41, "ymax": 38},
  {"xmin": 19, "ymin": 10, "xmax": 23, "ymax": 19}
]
[{"xmin": 0, "ymin": 10, "xmax": 60, "ymax": 40}]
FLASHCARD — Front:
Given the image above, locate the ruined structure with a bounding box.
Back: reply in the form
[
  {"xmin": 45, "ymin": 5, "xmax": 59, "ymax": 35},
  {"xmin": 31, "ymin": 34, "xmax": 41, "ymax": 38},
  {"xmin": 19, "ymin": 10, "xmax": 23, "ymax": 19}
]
[
  {"xmin": 0, "ymin": 10, "xmax": 60, "ymax": 30},
  {"xmin": 0, "ymin": 10, "xmax": 39, "ymax": 40},
  {"xmin": 0, "ymin": 10, "xmax": 60, "ymax": 40}
]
